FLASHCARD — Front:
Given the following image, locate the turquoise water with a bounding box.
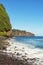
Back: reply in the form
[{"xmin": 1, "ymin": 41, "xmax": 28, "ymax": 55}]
[{"xmin": 14, "ymin": 36, "xmax": 43, "ymax": 48}]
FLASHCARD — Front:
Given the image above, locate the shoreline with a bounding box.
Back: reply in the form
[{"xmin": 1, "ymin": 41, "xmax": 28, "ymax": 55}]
[
  {"xmin": 0, "ymin": 37, "xmax": 37, "ymax": 65},
  {"xmin": 0, "ymin": 36, "xmax": 13, "ymax": 50},
  {"xmin": 0, "ymin": 36, "xmax": 43, "ymax": 65}
]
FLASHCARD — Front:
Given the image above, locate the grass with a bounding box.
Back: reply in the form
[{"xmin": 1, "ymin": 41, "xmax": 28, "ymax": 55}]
[{"xmin": 0, "ymin": 32, "xmax": 7, "ymax": 36}]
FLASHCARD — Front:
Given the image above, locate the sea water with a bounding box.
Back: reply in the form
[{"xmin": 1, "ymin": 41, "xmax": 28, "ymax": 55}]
[
  {"xmin": 14, "ymin": 36, "xmax": 43, "ymax": 48},
  {"xmin": 7, "ymin": 36, "xmax": 43, "ymax": 65}
]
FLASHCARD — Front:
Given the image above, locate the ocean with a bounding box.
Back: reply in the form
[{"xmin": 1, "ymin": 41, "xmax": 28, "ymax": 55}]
[
  {"xmin": 14, "ymin": 36, "xmax": 43, "ymax": 48},
  {"xmin": 7, "ymin": 36, "xmax": 43, "ymax": 65}
]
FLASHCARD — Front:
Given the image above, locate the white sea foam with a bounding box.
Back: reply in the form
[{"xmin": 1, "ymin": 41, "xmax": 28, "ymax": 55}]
[{"xmin": 5, "ymin": 38, "xmax": 43, "ymax": 65}]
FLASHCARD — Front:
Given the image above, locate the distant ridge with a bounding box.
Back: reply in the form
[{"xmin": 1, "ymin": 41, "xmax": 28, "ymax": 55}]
[{"xmin": 12, "ymin": 29, "xmax": 35, "ymax": 36}]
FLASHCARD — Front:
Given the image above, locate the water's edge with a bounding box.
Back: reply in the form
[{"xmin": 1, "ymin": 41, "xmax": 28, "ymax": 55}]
[{"xmin": 5, "ymin": 36, "xmax": 43, "ymax": 65}]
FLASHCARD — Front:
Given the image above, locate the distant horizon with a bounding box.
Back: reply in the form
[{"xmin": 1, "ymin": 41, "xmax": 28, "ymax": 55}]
[{"xmin": 0, "ymin": 0, "xmax": 43, "ymax": 36}]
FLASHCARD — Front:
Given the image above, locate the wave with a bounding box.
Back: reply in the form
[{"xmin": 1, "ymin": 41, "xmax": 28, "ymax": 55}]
[{"xmin": 5, "ymin": 38, "xmax": 43, "ymax": 65}]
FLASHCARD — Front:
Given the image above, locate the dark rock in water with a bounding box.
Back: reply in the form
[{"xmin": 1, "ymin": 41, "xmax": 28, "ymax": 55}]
[
  {"xmin": 29, "ymin": 58, "xmax": 36, "ymax": 62},
  {"xmin": 22, "ymin": 55, "xmax": 26, "ymax": 58},
  {"xmin": 25, "ymin": 53, "xmax": 28, "ymax": 55},
  {"xmin": 16, "ymin": 53, "xmax": 21, "ymax": 56}
]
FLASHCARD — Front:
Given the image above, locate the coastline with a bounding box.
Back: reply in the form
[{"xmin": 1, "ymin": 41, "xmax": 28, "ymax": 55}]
[
  {"xmin": 0, "ymin": 37, "xmax": 37, "ymax": 65},
  {"xmin": 0, "ymin": 36, "xmax": 43, "ymax": 65},
  {"xmin": 0, "ymin": 36, "xmax": 12, "ymax": 50}
]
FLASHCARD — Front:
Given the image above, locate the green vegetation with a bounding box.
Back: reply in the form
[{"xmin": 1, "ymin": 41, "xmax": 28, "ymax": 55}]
[
  {"xmin": 0, "ymin": 4, "xmax": 12, "ymax": 32},
  {"xmin": 0, "ymin": 32, "xmax": 7, "ymax": 36}
]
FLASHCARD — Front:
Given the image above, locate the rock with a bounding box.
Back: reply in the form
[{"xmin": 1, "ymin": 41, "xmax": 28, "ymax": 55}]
[{"xmin": 16, "ymin": 53, "xmax": 21, "ymax": 56}]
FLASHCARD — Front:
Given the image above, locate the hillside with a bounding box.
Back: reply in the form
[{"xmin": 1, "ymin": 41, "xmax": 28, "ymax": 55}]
[
  {"xmin": 0, "ymin": 4, "xmax": 34, "ymax": 36},
  {"xmin": 12, "ymin": 29, "xmax": 35, "ymax": 36},
  {"xmin": 0, "ymin": 4, "xmax": 12, "ymax": 33}
]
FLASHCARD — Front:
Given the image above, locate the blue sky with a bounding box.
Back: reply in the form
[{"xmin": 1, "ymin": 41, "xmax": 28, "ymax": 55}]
[{"xmin": 0, "ymin": 0, "xmax": 43, "ymax": 36}]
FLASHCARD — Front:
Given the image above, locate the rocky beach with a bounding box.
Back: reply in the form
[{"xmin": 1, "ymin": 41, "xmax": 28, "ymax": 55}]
[
  {"xmin": 0, "ymin": 37, "xmax": 38, "ymax": 65},
  {"xmin": 0, "ymin": 51, "xmax": 37, "ymax": 65},
  {"xmin": 0, "ymin": 37, "xmax": 43, "ymax": 65}
]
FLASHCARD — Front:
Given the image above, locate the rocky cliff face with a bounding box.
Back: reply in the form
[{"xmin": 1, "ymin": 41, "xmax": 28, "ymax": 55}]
[{"xmin": 12, "ymin": 29, "xmax": 35, "ymax": 36}]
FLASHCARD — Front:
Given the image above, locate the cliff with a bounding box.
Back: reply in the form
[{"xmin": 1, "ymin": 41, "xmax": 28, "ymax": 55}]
[
  {"xmin": 0, "ymin": 4, "xmax": 12, "ymax": 32},
  {"xmin": 0, "ymin": 4, "xmax": 12, "ymax": 35},
  {"xmin": 12, "ymin": 29, "xmax": 35, "ymax": 36}
]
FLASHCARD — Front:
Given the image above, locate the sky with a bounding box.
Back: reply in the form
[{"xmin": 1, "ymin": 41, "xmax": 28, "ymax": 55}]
[{"xmin": 0, "ymin": 0, "xmax": 43, "ymax": 36}]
